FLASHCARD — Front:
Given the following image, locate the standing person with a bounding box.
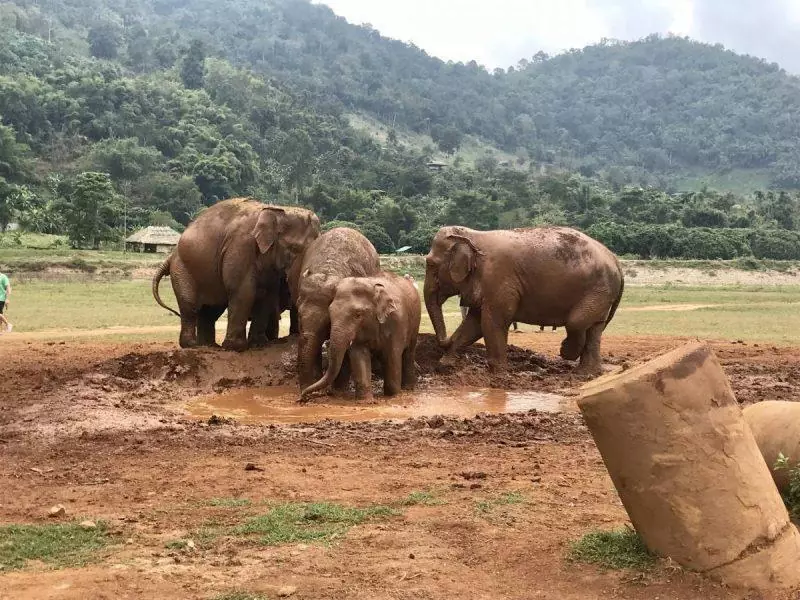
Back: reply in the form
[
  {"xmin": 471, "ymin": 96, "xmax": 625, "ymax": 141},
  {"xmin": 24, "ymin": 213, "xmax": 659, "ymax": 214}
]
[{"xmin": 0, "ymin": 271, "xmax": 12, "ymax": 333}]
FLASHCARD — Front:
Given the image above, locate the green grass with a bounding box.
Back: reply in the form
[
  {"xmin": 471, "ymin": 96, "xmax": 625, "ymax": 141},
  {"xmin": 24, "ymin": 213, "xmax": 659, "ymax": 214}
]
[
  {"xmin": 774, "ymin": 453, "xmax": 800, "ymax": 519},
  {"xmin": 211, "ymin": 593, "xmax": 269, "ymax": 600},
  {"xmin": 205, "ymin": 497, "xmax": 252, "ymax": 508},
  {"xmin": 474, "ymin": 491, "xmax": 526, "ymax": 515},
  {"xmin": 674, "ymin": 167, "xmax": 772, "ymax": 194},
  {"xmin": 567, "ymin": 527, "xmax": 656, "ymax": 571},
  {"xmin": 165, "ymin": 539, "xmax": 191, "ymax": 550},
  {"xmin": 232, "ymin": 502, "xmax": 398, "ymax": 546},
  {"xmin": 0, "ymin": 521, "xmax": 113, "ymax": 570},
  {"xmin": 399, "ymin": 490, "xmax": 446, "ymax": 506}
]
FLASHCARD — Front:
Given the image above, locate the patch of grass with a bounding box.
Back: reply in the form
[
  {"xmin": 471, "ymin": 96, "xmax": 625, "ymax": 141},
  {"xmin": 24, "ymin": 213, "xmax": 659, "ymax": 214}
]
[
  {"xmin": 774, "ymin": 453, "xmax": 800, "ymax": 518},
  {"xmin": 399, "ymin": 490, "xmax": 446, "ymax": 506},
  {"xmin": 475, "ymin": 491, "xmax": 526, "ymax": 514},
  {"xmin": 233, "ymin": 502, "xmax": 398, "ymax": 546},
  {"xmin": 567, "ymin": 527, "xmax": 656, "ymax": 570},
  {"xmin": 206, "ymin": 497, "xmax": 252, "ymax": 508},
  {"xmin": 0, "ymin": 521, "xmax": 112, "ymax": 570},
  {"xmin": 165, "ymin": 539, "xmax": 190, "ymax": 550},
  {"xmin": 211, "ymin": 592, "xmax": 269, "ymax": 600}
]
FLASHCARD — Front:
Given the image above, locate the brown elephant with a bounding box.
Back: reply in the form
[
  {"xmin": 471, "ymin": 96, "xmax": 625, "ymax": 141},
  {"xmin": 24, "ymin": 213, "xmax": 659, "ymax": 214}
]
[
  {"xmin": 293, "ymin": 227, "xmax": 380, "ymax": 388},
  {"xmin": 300, "ymin": 272, "xmax": 421, "ymax": 401},
  {"xmin": 152, "ymin": 198, "xmax": 319, "ymax": 350},
  {"xmin": 424, "ymin": 225, "xmax": 624, "ymax": 375}
]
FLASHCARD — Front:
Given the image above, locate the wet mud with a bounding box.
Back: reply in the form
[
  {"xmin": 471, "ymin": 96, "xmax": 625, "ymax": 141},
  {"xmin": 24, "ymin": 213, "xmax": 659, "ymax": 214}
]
[{"xmin": 3, "ymin": 334, "xmax": 800, "ymax": 599}]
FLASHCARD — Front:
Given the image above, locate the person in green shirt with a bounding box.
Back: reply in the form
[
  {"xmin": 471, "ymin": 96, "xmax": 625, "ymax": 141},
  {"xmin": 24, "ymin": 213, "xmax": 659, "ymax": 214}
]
[{"xmin": 0, "ymin": 272, "xmax": 12, "ymax": 333}]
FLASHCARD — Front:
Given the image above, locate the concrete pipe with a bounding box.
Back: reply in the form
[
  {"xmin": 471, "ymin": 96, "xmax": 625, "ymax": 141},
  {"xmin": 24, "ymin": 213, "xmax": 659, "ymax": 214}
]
[
  {"xmin": 744, "ymin": 400, "xmax": 800, "ymax": 493},
  {"xmin": 578, "ymin": 341, "xmax": 800, "ymax": 589}
]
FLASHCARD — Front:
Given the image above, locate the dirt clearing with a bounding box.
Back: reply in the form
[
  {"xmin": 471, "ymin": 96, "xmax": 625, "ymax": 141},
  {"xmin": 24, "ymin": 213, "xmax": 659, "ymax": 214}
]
[{"xmin": 2, "ymin": 332, "xmax": 799, "ymax": 599}]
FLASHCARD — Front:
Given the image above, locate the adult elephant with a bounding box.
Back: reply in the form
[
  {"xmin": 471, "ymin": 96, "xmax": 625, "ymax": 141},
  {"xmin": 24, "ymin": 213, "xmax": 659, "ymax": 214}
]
[
  {"xmin": 293, "ymin": 227, "xmax": 380, "ymax": 388},
  {"xmin": 152, "ymin": 197, "xmax": 320, "ymax": 350},
  {"xmin": 300, "ymin": 272, "xmax": 420, "ymax": 402},
  {"xmin": 424, "ymin": 226, "xmax": 624, "ymax": 375}
]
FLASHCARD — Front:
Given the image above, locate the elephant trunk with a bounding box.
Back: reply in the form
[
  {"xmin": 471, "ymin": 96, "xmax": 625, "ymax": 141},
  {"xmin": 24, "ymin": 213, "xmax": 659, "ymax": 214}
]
[
  {"xmin": 424, "ymin": 275, "xmax": 448, "ymax": 345},
  {"xmin": 299, "ymin": 323, "xmax": 354, "ymax": 401}
]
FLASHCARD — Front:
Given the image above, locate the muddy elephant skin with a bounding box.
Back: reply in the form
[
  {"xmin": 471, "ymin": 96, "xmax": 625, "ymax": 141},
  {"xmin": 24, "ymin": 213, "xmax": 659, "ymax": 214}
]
[
  {"xmin": 293, "ymin": 227, "xmax": 380, "ymax": 388},
  {"xmin": 300, "ymin": 271, "xmax": 421, "ymax": 401},
  {"xmin": 423, "ymin": 225, "xmax": 624, "ymax": 375},
  {"xmin": 152, "ymin": 197, "xmax": 320, "ymax": 350}
]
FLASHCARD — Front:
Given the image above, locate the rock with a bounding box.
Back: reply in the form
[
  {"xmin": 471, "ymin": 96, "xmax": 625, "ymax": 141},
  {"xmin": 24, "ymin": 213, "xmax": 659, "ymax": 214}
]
[
  {"xmin": 79, "ymin": 520, "xmax": 97, "ymax": 530},
  {"xmin": 186, "ymin": 540, "xmax": 196, "ymax": 550},
  {"xmin": 277, "ymin": 586, "xmax": 298, "ymax": 597},
  {"xmin": 48, "ymin": 504, "xmax": 66, "ymax": 518}
]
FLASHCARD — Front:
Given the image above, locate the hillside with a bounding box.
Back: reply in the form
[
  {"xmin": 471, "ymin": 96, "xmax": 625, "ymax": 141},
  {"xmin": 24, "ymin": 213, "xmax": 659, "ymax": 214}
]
[
  {"xmin": 4, "ymin": 0, "xmax": 800, "ymax": 188},
  {"xmin": 5, "ymin": 0, "xmax": 800, "ymax": 260}
]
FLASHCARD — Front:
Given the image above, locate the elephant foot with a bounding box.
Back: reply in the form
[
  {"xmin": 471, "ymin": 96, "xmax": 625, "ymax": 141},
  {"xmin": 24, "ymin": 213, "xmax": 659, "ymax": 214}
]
[
  {"xmin": 560, "ymin": 341, "xmax": 582, "ymax": 362},
  {"xmin": 248, "ymin": 337, "xmax": 269, "ymax": 348},
  {"xmin": 574, "ymin": 361, "xmax": 602, "ymax": 379},
  {"xmin": 179, "ymin": 338, "xmax": 199, "ymax": 349},
  {"xmin": 222, "ymin": 338, "xmax": 248, "ymax": 352}
]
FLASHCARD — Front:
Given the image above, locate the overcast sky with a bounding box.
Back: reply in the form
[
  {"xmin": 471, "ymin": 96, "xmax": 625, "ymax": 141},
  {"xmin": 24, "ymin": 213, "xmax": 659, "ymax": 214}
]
[{"xmin": 316, "ymin": 0, "xmax": 800, "ymax": 72}]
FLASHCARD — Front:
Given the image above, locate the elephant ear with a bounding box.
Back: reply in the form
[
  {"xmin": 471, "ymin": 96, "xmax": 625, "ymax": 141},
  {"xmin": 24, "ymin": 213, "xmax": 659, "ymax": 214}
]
[
  {"xmin": 252, "ymin": 206, "xmax": 286, "ymax": 255},
  {"xmin": 374, "ymin": 283, "xmax": 398, "ymax": 325},
  {"xmin": 447, "ymin": 235, "xmax": 481, "ymax": 284}
]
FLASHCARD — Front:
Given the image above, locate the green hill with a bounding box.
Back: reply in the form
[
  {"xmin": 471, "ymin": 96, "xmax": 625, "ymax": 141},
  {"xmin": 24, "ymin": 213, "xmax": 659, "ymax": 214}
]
[{"xmin": 5, "ymin": 0, "xmax": 800, "ymax": 260}]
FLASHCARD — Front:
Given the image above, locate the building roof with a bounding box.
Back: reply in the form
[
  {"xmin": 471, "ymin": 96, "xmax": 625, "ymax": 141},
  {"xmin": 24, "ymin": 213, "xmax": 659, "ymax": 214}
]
[{"xmin": 125, "ymin": 226, "xmax": 181, "ymax": 245}]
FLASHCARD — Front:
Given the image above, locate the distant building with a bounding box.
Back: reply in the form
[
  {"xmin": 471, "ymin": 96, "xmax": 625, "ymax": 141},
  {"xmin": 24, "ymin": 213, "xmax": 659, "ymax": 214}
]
[
  {"xmin": 426, "ymin": 161, "xmax": 448, "ymax": 171},
  {"xmin": 125, "ymin": 226, "xmax": 181, "ymax": 253}
]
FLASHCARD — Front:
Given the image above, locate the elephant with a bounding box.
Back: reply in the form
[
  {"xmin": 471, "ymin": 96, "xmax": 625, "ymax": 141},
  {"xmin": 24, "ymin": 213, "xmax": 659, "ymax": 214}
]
[
  {"xmin": 152, "ymin": 197, "xmax": 320, "ymax": 350},
  {"xmin": 424, "ymin": 225, "xmax": 624, "ymax": 375},
  {"xmin": 300, "ymin": 272, "xmax": 421, "ymax": 402},
  {"xmin": 293, "ymin": 227, "xmax": 380, "ymax": 389}
]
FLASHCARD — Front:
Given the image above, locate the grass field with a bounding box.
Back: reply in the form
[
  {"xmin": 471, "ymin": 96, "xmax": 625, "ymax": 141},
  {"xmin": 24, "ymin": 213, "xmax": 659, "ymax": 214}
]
[{"xmin": 5, "ymin": 278, "xmax": 800, "ymax": 344}]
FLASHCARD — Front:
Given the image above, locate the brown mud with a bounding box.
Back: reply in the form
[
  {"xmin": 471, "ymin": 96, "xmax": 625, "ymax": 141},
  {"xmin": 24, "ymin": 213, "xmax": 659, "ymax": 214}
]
[{"xmin": 2, "ymin": 332, "xmax": 800, "ymax": 599}]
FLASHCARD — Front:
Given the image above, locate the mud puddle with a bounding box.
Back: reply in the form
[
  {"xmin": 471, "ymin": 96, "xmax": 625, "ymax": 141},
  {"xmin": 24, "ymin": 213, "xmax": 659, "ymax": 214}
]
[{"xmin": 185, "ymin": 386, "xmax": 573, "ymax": 424}]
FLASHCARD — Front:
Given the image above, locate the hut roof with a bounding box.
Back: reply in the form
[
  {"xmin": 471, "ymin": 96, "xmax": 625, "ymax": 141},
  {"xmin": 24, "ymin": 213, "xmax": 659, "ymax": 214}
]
[{"xmin": 125, "ymin": 226, "xmax": 181, "ymax": 245}]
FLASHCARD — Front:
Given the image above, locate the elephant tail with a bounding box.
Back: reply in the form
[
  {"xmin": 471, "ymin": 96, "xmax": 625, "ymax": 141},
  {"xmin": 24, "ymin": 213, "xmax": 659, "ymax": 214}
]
[
  {"xmin": 605, "ymin": 276, "xmax": 624, "ymax": 326},
  {"xmin": 152, "ymin": 256, "xmax": 180, "ymax": 317}
]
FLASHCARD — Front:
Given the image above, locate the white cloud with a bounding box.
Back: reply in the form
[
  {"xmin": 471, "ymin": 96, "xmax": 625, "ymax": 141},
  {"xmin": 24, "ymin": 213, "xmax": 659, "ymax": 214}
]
[{"xmin": 316, "ymin": 0, "xmax": 800, "ymax": 72}]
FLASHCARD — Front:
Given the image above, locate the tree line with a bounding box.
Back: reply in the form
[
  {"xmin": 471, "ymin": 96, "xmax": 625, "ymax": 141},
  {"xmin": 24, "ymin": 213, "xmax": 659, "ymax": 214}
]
[{"xmin": 4, "ymin": 2, "xmax": 800, "ymax": 259}]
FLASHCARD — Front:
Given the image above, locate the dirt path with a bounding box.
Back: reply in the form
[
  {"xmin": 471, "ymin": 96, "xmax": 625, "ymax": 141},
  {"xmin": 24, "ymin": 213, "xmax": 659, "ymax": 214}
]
[{"xmin": 1, "ymin": 334, "xmax": 798, "ymax": 599}]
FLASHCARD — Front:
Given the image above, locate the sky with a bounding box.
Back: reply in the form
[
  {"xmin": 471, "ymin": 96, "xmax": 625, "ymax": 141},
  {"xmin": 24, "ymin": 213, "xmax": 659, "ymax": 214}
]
[{"xmin": 315, "ymin": 0, "xmax": 800, "ymax": 72}]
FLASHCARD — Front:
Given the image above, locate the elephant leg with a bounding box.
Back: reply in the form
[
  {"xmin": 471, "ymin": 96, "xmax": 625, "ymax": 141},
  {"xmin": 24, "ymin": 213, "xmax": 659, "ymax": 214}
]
[
  {"xmin": 171, "ymin": 267, "xmax": 199, "ymax": 349},
  {"xmin": 480, "ymin": 308, "xmax": 509, "ymax": 373},
  {"xmin": 223, "ymin": 286, "xmax": 255, "ymax": 352},
  {"xmin": 332, "ymin": 352, "xmax": 351, "ymax": 393},
  {"xmin": 349, "ymin": 345, "xmax": 373, "ymax": 401},
  {"xmin": 401, "ymin": 338, "xmax": 417, "ymax": 390},
  {"xmin": 198, "ymin": 305, "xmax": 225, "ymax": 347},
  {"xmin": 248, "ymin": 296, "xmax": 277, "ymax": 348},
  {"xmin": 289, "ymin": 305, "xmax": 299, "ymax": 336},
  {"xmin": 383, "ymin": 347, "xmax": 403, "ymax": 397},
  {"xmin": 576, "ymin": 322, "xmax": 605, "ymax": 376},
  {"xmin": 442, "ymin": 310, "xmax": 483, "ymax": 364},
  {"xmin": 560, "ymin": 327, "xmax": 587, "ymax": 361}
]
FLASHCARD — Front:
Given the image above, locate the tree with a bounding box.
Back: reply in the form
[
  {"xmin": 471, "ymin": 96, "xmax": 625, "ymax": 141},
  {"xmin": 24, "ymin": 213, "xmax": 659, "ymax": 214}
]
[
  {"xmin": 88, "ymin": 22, "xmax": 122, "ymax": 59},
  {"xmin": 430, "ymin": 124, "xmax": 464, "ymax": 154},
  {"xmin": 181, "ymin": 40, "xmax": 206, "ymax": 90},
  {"xmin": 57, "ymin": 172, "xmax": 122, "ymax": 248}
]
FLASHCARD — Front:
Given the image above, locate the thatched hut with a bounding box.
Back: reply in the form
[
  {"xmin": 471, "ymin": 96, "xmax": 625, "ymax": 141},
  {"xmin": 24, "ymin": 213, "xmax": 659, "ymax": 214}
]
[{"xmin": 125, "ymin": 226, "xmax": 181, "ymax": 253}]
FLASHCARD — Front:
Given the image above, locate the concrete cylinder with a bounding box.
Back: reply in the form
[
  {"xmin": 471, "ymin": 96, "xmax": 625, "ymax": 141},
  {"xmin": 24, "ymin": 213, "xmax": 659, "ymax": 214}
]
[
  {"xmin": 744, "ymin": 400, "xmax": 800, "ymax": 493},
  {"xmin": 578, "ymin": 341, "xmax": 800, "ymax": 589}
]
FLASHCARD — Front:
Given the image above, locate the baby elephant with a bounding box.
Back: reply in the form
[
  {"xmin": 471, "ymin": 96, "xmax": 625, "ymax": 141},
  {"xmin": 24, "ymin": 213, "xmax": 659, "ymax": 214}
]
[{"xmin": 299, "ymin": 273, "xmax": 421, "ymax": 402}]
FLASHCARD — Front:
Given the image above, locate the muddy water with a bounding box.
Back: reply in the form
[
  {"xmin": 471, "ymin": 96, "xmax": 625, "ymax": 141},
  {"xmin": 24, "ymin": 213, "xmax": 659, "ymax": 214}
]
[{"xmin": 185, "ymin": 386, "xmax": 573, "ymax": 424}]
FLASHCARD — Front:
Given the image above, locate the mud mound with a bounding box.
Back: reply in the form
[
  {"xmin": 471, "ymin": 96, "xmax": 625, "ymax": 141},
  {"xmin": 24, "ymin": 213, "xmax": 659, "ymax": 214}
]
[
  {"xmin": 110, "ymin": 350, "xmax": 205, "ymax": 382},
  {"xmin": 415, "ymin": 333, "xmax": 576, "ymax": 392}
]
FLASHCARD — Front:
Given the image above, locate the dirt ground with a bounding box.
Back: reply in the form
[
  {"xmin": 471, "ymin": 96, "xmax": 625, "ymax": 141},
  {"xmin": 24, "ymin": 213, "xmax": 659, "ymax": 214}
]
[{"xmin": 2, "ymin": 331, "xmax": 799, "ymax": 600}]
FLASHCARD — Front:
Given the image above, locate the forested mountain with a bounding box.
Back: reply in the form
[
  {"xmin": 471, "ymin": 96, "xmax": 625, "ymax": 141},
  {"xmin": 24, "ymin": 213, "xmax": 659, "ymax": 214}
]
[{"xmin": 5, "ymin": 0, "xmax": 800, "ymax": 259}]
